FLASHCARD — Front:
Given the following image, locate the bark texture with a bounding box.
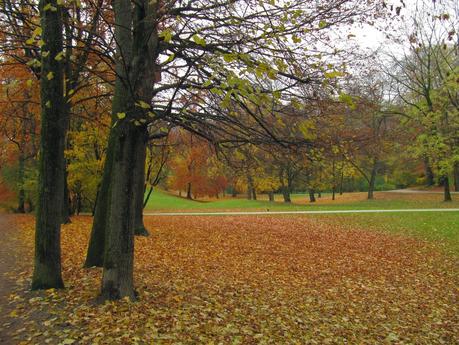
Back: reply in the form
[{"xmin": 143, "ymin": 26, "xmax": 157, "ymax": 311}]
[{"xmin": 32, "ymin": 0, "xmax": 65, "ymax": 290}]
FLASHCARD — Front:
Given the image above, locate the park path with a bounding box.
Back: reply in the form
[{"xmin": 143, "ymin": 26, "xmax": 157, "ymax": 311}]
[
  {"xmin": 144, "ymin": 208, "xmax": 459, "ymax": 216},
  {"xmin": 0, "ymin": 214, "xmax": 28, "ymax": 344}
]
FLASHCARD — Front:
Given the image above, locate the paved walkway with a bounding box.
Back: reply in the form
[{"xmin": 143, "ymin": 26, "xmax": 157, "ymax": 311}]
[{"xmin": 144, "ymin": 208, "xmax": 459, "ymax": 216}]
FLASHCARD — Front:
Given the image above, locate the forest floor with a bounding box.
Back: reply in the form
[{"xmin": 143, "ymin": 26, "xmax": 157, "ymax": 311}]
[{"xmin": 0, "ymin": 214, "xmax": 458, "ymax": 344}]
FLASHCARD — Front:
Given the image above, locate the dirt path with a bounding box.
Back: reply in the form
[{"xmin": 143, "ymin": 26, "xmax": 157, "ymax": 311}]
[{"xmin": 0, "ymin": 214, "xmax": 29, "ymax": 344}]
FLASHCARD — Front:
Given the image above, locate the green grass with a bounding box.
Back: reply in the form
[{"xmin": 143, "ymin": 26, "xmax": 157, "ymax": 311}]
[
  {"xmin": 317, "ymin": 212, "xmax": 459, "ymax": 256},
  {"xmin": 145, "ymin": 190, "xmax": 459, "ymax": 255},
  {"xmin": 145, "ymin": 190, "xmax": 459, "ymax": 211}
]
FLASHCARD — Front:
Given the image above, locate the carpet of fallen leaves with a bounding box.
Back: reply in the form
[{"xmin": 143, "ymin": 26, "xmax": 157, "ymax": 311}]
[{"xmin": 5, "ymin": 215, "xmax": 459, "ymax": 344}]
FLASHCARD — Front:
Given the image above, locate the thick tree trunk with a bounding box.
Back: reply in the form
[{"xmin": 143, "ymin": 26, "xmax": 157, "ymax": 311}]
[
  {"xmin": 442, "ymin": 175, "xmax": 452, "ymax": 202},
  {"xmin": 134, "ymin": 127, "xmax": 149, "ymax": 237},
  {"xmin": 332, "ymin": 186, "xmax": 336, "ymax": 201},
  {"xmin": 100, "ymin": 121, "xmax": 139, "ymax": 301},
  {"xmin": 268, "ymin": 191, "xmax": 274, "ymax": 202},
  {"xmin": 454, "ymin": 162, "xmax": 459, "ymax": 192},
  {"xmin": 423, "ymin": 157, "xmax": 435, "ymax": 187},
  {"xmin": 84, "ymin": 132, "xmax": 115, "ymax": 267},
  {"xmin": 252, "ymin": 188, "xmax": 257, "ymax": 201},
  {"xmin": 308, "ymin": 189, "xmax": 316, "ymax": 202},
  {"xmin": 318, "ymin": 191, "xmax": 322, "ymax": 198},
  {"xmin": 32, "ymin": 0, "xmax": 65, "ymax": 290}
]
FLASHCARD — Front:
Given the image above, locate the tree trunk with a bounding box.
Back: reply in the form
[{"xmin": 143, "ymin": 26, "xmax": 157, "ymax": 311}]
[
  {"xmin": 367, "ymin": 162, "xmax": 377, "ymax": 200},
  {"xmin": 61, "ymin": 161, "xmax": 71, "ymax": 224},
  {"xmin": 16, "ymin": 150, "xmax": 26, "ymax": 213},
  {"xmin": 332, "ymin": 186, "xmax": 336, "ymax": 201},
  {"xmin": 339, "ymin": 168, "xmax": 344, "ymax": 195},
  {"xmin": 454, "ymin": 162, "xmax": 459, "ymax": 192},
  {"xmin": 251, "ymin": 188, "xmax": 257, "ymax": 200},
  {"xmin": 318, "ymin": 191, "xmax": 322, "ymax": 198},
  {"xmin": 308, "ymin": 189, "xmax": 316, "ymax": 202},
  {"xmin": 442, "ymin": 175, "xmax": 452, "ymax": 202},
  {"xmin": 100, "ymin": 121, "xmax": 139, "ymax": 301},
  {"xmin": 32, "ymin": 0, "xmax": 65, "ymax": 290},
  {"xmin": 423, "ymin": 157, "xmax": 435, "ymax": 187},
  {"xmin": 186, "ymin": 182, "xmax": 192, "ymax": 199},
  {"xmin": 134, "ymin": 127, "xmax": 149, "ymax": 237},
  {"xmin": 99, "ymin": 0, "xmax": 159, "ymax": 300},
  {"xmin": 27, "ymin": 197, "xmax": 34, "ymax": 213},
  {"xmin": 247, "ymin": 174, "xmax": 254, "ymax": 200},
  {"xmin": 268, "ymin": 191, "xmax": 274, "ymax": 202},
  {"xmin": 84, "ymin": 131, "xmax": 115, "ymax": 267},
  {"xmin": 282, "ymin": 187, "xmax": 291, "ymax": 203},
  {"xmin": 76, "ymin": 192, "xmax": 82, "ymax": 215},
  {"xmin": 143, "ymin": 186, "xmax": 153, "ymax": 208}
]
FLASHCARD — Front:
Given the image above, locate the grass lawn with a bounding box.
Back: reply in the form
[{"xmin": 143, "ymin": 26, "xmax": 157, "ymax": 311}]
[
  {"xmin": 145, "ymin": 189, "xmax": 459, "ymax": 211},
  {"xmin": 316, "ymin": 212, "xmax": 459, "ymax": 256},
  {"xmin": 144, "ymin": 190, "xmax": 459, "ymax": 256}
]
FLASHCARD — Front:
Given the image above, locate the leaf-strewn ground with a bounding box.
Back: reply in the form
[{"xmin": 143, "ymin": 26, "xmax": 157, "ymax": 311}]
[{"xmin": 4, "ymin": 215, "xmax": 459, "ymax": 344}]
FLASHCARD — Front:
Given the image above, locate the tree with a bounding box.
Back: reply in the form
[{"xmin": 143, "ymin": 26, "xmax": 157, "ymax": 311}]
[
  {"xmin": 31, "ymin": 0, "xmax": 66, "ymax": 290},
  {"xmin": 81, "ymin": 0, "xmax": 387, "ymax": 300},
  {"xmin": 385, "ymin": 0, "xmax": 458, "ymax": 200}
]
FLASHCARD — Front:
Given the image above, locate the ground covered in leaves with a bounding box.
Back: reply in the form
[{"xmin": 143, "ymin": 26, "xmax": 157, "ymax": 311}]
[{"xmin": 4, "ymin": 215, "xmax": 459, "ymax": 344}]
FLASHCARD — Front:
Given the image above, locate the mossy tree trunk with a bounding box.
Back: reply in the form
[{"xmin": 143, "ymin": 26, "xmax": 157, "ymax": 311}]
[{"xmin": 32, "ymin": 0, "xmax": 65, "ymax": 290}]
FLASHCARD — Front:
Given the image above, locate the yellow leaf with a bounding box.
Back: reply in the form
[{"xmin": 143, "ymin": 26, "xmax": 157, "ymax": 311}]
[
  {"xmin": 54, "ymin": 51, "xmax": 64, "ymax": 61},
  {"xmin": 117, "ymin": 112, "xmax": 126, "ymax": 119},
  {"xmin": 46, "ymin": 72, "xmax": 54, "ymax": 80},
  {"xmin": 136, "ymin": 100, "xmax": 150, "ymax": 109}
]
